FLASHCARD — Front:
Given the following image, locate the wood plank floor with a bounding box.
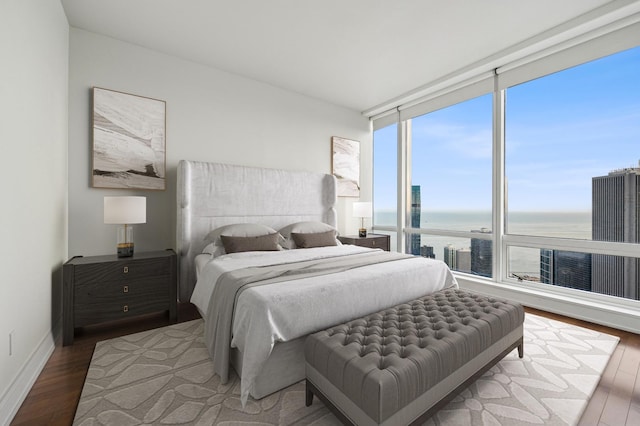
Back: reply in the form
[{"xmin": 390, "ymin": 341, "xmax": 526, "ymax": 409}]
[{"xmin": 10, "ymin": 304, "xmax": 640, "ymax": 425}]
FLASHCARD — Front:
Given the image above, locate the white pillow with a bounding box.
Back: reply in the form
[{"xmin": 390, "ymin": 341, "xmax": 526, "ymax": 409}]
[
  {"xmin": 203, "ymin": 223, "xmax": 282, "ymax": 256},
  {"xmin": 202, "ymin": 242, "xmax": 224, "ymax": 257},
  {"xmin": 279, "ymin": 221, "xmax": 339, "ymax": 249}
]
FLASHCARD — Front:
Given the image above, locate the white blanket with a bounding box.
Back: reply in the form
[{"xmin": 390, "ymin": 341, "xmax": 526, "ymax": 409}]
[{"xmin": 191, "ymin": 245, "xmax": 458, "ymax": 403}]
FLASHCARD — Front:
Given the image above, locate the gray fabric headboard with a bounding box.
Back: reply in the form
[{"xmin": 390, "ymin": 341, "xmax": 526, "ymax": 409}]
[{"xmin": 176, "ymin": 160, "xmax": 338, "ymax": 301}]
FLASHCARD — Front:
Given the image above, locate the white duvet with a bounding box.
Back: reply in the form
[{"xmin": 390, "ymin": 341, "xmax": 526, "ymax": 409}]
[{"xmin": 191, "ymin": 245, "xmax": 458, "ymax": 403}]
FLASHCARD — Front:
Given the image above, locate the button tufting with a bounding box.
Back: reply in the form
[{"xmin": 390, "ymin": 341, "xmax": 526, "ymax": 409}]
[{"xmin": 312, "ymin": 290, "xmax": 521, "ymax": 386}]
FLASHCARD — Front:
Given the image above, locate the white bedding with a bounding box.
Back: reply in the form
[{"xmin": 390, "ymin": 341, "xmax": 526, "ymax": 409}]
[{"xmin": 191, "ymin": 245, "xmax": 458, "ymax": 403}]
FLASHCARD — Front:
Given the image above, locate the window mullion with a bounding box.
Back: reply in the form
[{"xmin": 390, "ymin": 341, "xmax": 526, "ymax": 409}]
[
  {"xmin": 396, "ymin": 114, "xmax": 408, "ymax": 253},
  {"xmin": 493, "ymin": 78, "xmax": 506, "ymax": 281}
]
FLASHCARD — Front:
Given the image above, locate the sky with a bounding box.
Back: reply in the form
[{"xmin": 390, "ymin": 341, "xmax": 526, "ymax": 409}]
[{"xmin": 374, "ymin": 45, "xmax": 640, "ymax": 212}]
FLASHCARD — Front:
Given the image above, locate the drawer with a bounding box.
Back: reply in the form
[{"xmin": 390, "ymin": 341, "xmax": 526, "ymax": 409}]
[
  {"xmin": 74, "ymin": 277, "xmax": 169, "ymax": 326},
  {"xmin": 358, "ymin": 239, "xmax": 377, "ymax": 248},
  {"xmin": 74, "ymin": 296, "xmax": 170, "ymax": 326},
  {"xmin": 358, "ymin": 238, "xmax": 386, "ymax": 249},
  {"xmin": 74, "ymin": 257, "xmax": 170, "ymax": 284},
  {"xmin": 75, "ymin": 277, "xmax": 169, "ymax": 305}
]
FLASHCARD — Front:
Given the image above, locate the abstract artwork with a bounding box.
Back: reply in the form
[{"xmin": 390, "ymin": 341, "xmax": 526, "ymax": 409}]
[
  {"xmin": 331, "ymin": 136, "xmax": 360, "ymax": 197},
  {"xmin": 92, "ymin": 87, "xmax": 166, "ymax": 190}
]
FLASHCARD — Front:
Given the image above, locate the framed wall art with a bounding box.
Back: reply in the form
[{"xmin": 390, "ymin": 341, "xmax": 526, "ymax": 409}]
[
  {"xmin": 331, "ymin": 136, "xmax": 360, "ymax": 197},
  {"xmin": 92, "ymin": 87, "xmax": 166, "ymax": 190}
]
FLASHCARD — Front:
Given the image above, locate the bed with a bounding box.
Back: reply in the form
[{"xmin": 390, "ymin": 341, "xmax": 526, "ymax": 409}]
[{"xmin": 176, "ymin": 160, "xmax": 458, "ymax": 405}]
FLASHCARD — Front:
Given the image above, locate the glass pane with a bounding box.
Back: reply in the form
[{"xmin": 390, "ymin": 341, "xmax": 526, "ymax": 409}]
[
  {"xmin": 410, "ymin": 234, "xmax": 492, "ymax": 278},
  {"xmin": 410, "ymin": 94, "xmax": 493, "ymax": 232},
  {"xmin": 373, "ymin": 123, "xmax": 397, "ymax": 227},
  {"xmin": 505, "ymin": 46, "xmax": 640, "ymax": 241},
  {"xmin": 508, "ymin": 246, "xmax": 550, "ymax": 282},
  {"xmin": 508, "ymin": 246, "xmax": 639, "ymax": 301}
]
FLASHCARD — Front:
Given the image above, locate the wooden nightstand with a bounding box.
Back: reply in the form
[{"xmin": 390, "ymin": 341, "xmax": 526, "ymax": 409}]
[
  {"xmin": 63, "ymin": 249, "xmax": 177, "ymax": 346},
  {"xmin": 338, "ymin": 234, "xmax": 390, "ymax": 251}
]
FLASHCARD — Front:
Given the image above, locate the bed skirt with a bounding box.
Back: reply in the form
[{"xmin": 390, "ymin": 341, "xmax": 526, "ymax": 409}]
[{"xmin": 230, "ymin": 336, "xmax": 307, "ymax": 399}]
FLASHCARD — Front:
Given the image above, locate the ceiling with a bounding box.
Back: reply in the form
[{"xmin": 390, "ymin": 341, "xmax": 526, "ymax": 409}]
[{"xmin": 61, "ymin": 0, "xmax": 614, "ymax": 113}]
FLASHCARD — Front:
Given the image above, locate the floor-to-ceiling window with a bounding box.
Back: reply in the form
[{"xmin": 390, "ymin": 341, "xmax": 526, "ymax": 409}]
[
  {"xmin": 372, "ymin": 41, "xmax": 640, "ymax": 306},
  {"xmin": 373, "ymin": 123, "xmax": 398, "ymax": 251},
  {"xmin": 408, "ymin": 94, "xmax": 493, "ymax": 276},
  {"xmin": 504, "ymin": 46, "xmax": 640, "ymax": 300}
]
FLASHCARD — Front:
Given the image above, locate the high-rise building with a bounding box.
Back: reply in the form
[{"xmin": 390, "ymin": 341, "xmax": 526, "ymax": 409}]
[
  {"xmin": 540, "ymin": 249, "xmax": 592, "ymax": 291},
  {"xmin": 410, "ymin": 185, "xmax": 421, "ymax": 255},
  {"xmin": 591, "ymin": 166, "xmax": 639, "ymax": 300},
  {"xmin": 443, "ymin": 244, "xmax": 456, "ymax": 269},
  {"xmin": 471, "ymin": 228, "xmax": 492, "ymax": 277},
  {"xmin": 456, "ymin": 248, "xmax": 471, "ymax": 273},
  {"xmin": 540, "ymin": 249, "xmax": 553, "ymax": 284},
  {"xmin": 420, "ymin": 245, "xmax": 435, "ymax": 259}
]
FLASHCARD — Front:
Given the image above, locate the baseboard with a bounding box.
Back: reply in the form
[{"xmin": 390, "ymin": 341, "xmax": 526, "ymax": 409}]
[{"xmin": 0, "ymin": 326, "xmax": 57, "ymax": 426}]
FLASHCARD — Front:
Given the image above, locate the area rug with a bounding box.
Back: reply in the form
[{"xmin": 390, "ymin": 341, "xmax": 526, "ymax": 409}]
[{"xmin": 73, "ymin": 314, "xmax": 618, "ymax": 425}]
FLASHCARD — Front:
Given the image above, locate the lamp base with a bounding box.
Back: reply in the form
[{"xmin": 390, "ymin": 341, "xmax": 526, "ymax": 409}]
[
  {"xmin": 358, "ymin": 228, "xmax": 367, "ymax": 238},
  {"xmin": 117, "ymin": 243, "xmax": 134, "ymax": 257},
  {"xmin": 116, "ymin": 224, "xmax": 134, "ymax": 257}
]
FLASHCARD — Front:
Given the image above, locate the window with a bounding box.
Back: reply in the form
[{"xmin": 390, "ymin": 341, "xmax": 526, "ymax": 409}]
[
  {"xmin": 410, "ymin": 95, "xmax": 493, "ymax": 231},
  {"xmin": 372, "ymin": 44, "xmax": 640, "ymax": 304},
  {"xmin": 505, "ymin": 47, "xmax": 639, "ymax": 240},
  {"xmin": 373, "ymin": 123, "xmax": 397, "ymax": 228},
  {"xmin": 508, "ymin": 245, "xmax": 640, "ymax": 300},
  {"xmin": 412, "ymin": 235, "xmax": 494, "ymax": 277},
  {"xmin": 408, "ymin": 95, "xmax": 494, "ymax": 277},
  {"xmin": 504, "ymin": 46, "xmax": 640, "ymax": 300}
]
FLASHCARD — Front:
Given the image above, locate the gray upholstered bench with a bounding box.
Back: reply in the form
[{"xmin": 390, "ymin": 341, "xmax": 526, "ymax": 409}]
[{"xmin": 305, "ymin": 288, "xmax": 524, "ymax": 426}]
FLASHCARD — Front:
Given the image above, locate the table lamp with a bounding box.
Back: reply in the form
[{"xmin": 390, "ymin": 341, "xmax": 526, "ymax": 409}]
[
  {"xmin": 353, "ymin": 201, "xmax": 372, "ymax": 237},
  {"xmin": 104, "ymin": 196, "xmax": 146, "ymax": 257}
]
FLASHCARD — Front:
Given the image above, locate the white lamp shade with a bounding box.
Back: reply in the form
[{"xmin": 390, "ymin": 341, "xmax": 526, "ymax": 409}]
[
  {"xmin": 352, "ymin": 202, "xmax": 372, "ymax": 218},
  {"xmin": 104, "ymin": 196, "xmax": 146, "ymax": 224}
]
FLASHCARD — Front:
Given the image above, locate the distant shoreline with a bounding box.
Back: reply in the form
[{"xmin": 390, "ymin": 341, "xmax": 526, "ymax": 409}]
[{"xmin": 373, "ymin": 209, "xmax": 593, "ymax": 276}]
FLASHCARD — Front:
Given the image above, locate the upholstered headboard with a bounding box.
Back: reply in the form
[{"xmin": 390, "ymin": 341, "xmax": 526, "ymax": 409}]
[{"xmin": 176, "ymin": 160, "xmax": 338, "ymax": 301}]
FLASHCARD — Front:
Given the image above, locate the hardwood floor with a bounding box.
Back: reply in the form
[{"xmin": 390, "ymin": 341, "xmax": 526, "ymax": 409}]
[{"xmin": 10, "ymin": 304, "xmax": 640, "ymax": 425}]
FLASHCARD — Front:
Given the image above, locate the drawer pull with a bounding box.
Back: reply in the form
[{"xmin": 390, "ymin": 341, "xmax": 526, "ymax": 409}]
[
  {"xmin": 123, "ymin": 285, "xmax": 129, "ymax": 293},
  {"xmin": 123, "ymin": 305, "xmax": 129, "ymax": 313},
  {"xmin": 123, "ymin": 266, "xmax": 129, "ymax": 274}
]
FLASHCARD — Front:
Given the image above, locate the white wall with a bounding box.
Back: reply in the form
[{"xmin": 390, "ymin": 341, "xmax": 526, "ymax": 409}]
[
  {"xmin": 0, "ymin": 0, "xmax": 69, "ymax": 422},
  {"xmin": 68, "ymin": 28, "xmax": 371, "ymax": 260}
]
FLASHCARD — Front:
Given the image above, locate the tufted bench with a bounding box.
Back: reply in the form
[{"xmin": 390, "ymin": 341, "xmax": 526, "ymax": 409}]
[{"xmin": 304, "ymin": 288, "xmax": 524, "ymax": 425}]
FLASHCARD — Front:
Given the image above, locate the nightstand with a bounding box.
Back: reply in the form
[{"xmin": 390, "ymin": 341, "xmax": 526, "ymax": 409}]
[
  {"xmin": 338, "ymin": 234, "xmax": 390, "ymax": 251},
  {"xmin": 63, "ymin": 249, "xmax": 177, "ymax": 346}
]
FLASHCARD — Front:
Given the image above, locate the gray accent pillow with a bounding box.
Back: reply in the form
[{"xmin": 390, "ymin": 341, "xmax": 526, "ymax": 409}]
[
  {"xmin": 204, "ymin": 223, "xmax": 278, "ymax": 244},
  {"xmin": 203, "ymin": 223, "xmax": 284, "ymax": 256},
  {"xmin": 291, "ymin": 230, "xmax": 338, "ymax": 248},
  {"xmin": 279, "ymin": 221, "xmax": 337, "ymax": 249},
  {"xmin": 220, "ymin": 233, "xmax": 282, "ymax": 254}
]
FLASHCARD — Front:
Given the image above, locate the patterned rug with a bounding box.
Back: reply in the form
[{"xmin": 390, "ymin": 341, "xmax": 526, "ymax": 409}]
[{"xmin": 73, "ymin": 314, "xmax": 618, "ymax": 425}]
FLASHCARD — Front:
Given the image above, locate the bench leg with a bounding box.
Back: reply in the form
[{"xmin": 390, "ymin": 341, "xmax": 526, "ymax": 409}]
[
  {"xmin": 518, "ymin": 340, "xmax": 524, "ymax": 358},
  {"xmin": 305, "ymin": 384, "xmax": 314, "ymax": 406}
]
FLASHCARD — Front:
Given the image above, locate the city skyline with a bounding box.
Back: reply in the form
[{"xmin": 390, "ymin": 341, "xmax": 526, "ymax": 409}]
[{"xmin": 412, "ymin": 166, "xmax": 640, "ymax": 301}]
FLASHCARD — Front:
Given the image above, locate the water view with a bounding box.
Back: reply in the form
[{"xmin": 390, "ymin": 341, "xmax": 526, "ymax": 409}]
[{"xmin": 374, "ymin": 210, "xmax": 592, "ymax": 275}]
